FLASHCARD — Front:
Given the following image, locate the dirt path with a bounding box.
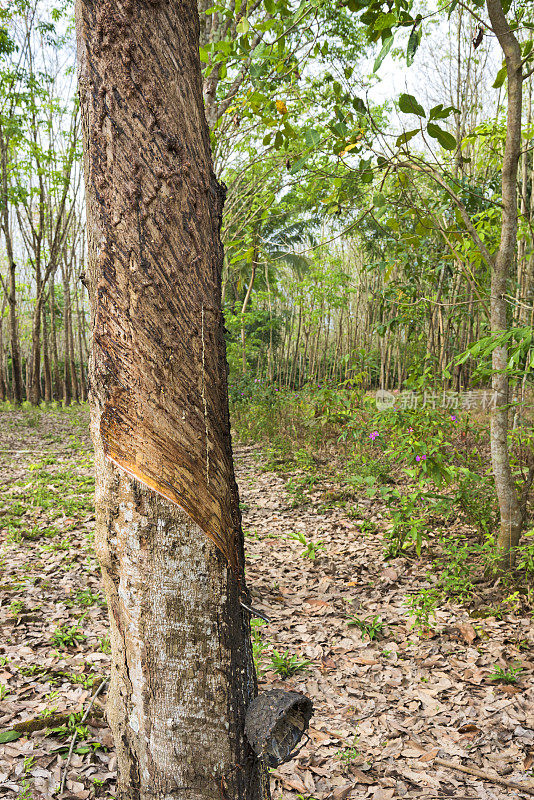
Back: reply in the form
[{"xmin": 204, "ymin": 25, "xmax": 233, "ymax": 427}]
[{"xmin": 0, "ymin": 409, "xmax": 533, "ymax": 799}]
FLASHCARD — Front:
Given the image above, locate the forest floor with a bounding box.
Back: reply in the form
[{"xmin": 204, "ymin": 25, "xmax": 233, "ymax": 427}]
[{"xmin": 0, "ymin": 406, "xmax": 533, "ymax": 800}]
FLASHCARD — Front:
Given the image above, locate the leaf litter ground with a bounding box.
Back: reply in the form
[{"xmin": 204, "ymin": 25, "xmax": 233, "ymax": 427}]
[{"xmin": 0, "ymin": 407, "xmax": 533, "ymax": 799}]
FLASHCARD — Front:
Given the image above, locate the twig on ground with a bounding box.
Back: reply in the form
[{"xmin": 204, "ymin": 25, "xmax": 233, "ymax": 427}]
[
  {"xmin": 59, "ymin": 679, "xmax": 108, "ymax": 795},
  {"xmin": 434, "ymin": 757, "xmax": 534, "ymax": 796}
]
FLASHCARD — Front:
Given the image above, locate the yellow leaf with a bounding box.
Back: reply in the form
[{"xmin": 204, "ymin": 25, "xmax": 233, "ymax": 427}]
[{"xmin": 275, "ymin": 100, "xmax": 288, "ymax": 115}]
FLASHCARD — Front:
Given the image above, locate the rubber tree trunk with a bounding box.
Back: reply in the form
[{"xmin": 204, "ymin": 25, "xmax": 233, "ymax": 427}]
[
  {"xmin": 0, "ymin": 300, "xmax": 6, "ymax": 401},
  {"xmin": 29, "ymin": 294, "xmax": 43, "ymax": 406},
  {"xmin": 486, "ymin": 0, "xmax": 524, "ymax": 568},
  {"xmin": 6, "ymin": 259, "xmax": 23, "ymax": 404},
  {"xmin": 50, "ymin": 279, "xmax": 62, "ymax": 400},
  {"xmin": 0, "ymin": 128, "xmax": 23, "ymax": 404},
  {"xmin": 75, "ymin": 1, "xmax": 267, "ymax": 799},
  {"xmin": 75, "ymin": 286, "xmax": 88, "ymax": 401},
  {"xmin": 43, "ymin": 295, "xmax": 53, "ymax": 402},
  {"xmin": 240, "ymin": 260, "xmax": 256, "ymax": 374},
  {"xmin": 62, "ymin": 259, "xmax": 73, "ymax": 406}
]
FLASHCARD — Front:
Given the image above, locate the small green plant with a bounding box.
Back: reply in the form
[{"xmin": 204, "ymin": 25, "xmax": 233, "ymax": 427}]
[
  {"xmin": 347, "ymin": 614, "xmax": 383, "ymax": 641},
  {"xmin": 0, "ymin": 683, "xmax": 9, "ymax": 700},
  {"xmin": 516, "ymin": 527, "xmax": 534, "ymax": 576},
  {"xmin": 42, "ymin": 538, "xmax": 70, "ymax": 552},
  {"xmin": 269, "ymin": 649, "xmax": 311, "ymax": 678},
  {"xmin": 337, "ymin": 735, "xmax": 361, "ymax": 766},
  {"xmin": 46, "ymin": 711, "xmax": 85, "ymax": 738},
  {"xmin": 15, "ymin": 780, "xmax": 33, "ymax": 800},
  {"xmin": 503, "ymin": 591, "xmax": 522, "ymax": 613},
  {"xmin": 99, "ymin": 635, "xmax": 111, "ymax": 654},
  {"xmin": 19, "ymin": 664, "xmax": 40, "ymax": 676},
  {"xmin": 405, "ymin": 588, "xmax": 440, "ymax": 632},
  {"xmin": 385, "ymin": 490, "xmax": 429, "ymax": 557},
  {"xmin": 360, "ymin": 519, "xmax": 378, "ymax": 534},
  {"xmin": 51, "ymin": 621, "xmax": 87, "ymax": 649},
  {"xmin": 0, "ymin": 656, "xmax": 10, "ymax": 667},
  {"xmin": 435, "ymin": 536, "xmax": 478, "ymax": 600},
  {"xmin": 5, "ymin": 527, "xmax": 23, "ymax": 544},
  {"xmin": 489, "ymin": 664, "xmax": 523, "ymax": 684},
  {"xmin": 68, "ymin": 671, "xmax": 101, "ymax": 688},
  {"xmin": 67, "ymin": 588, "xmax": 104, "ymax": 607},
  {"xmin": 22, "ymin": 756, "xmax": 35, "ymax": 774},
  {"xmin": 287, "ymin": 530, "xmax": 325, "ymax": 559},
  {"xmin": 303, "ymin": 540, "xmax": 326, "ymax": 559},
  {"xmin": 9, "ymin": 600, "xmax": 24, "ymax": 615},
  {"xmin": 285, "ymin": 471, "xmax": 321, "ymax": 507}
]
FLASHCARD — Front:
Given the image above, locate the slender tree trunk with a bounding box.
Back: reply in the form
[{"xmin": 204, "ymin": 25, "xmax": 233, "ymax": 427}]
[
  {"xmin": 321, "ymin": 312, "xmax": 330, "ymax": 382},
  {"xmin": 79, "ymin": 281, "xmax": 91, "ymax": 392},
  {"xmin": 300, "ymin": 324, "xmax": 311, "ymax": 388},
  {"xmin": 283, "ymin": 311, "xmax": 295, "ymax": 388},
  {"xmin": 289, "ymin": 305, "xmax": 302, "ymax": 388},
  {"xmin": 519, "ymin": 100, "xmax": 534, "ymax": 327},
  {"xmin": 264, "ymin": 263, "xmax": 274, "ymax": 382},
  {"xmin": 68, "ymin": 289, "xmax": 80, "ymax": 403},
  {"xmin": 43, "ymin": 293, "xmax": 52, "ymax": 402},
  {"xmin": 241, "ymin": 261, "xmax": 256, "ymax": 374},
  {"xmin": 29, "ymin": 294, "xmax": 43, "ymax": 406},
  {"xmin": 75, "ymin": 286, "xmax": 88, "ymax": 401},
  {"xmin": 24, "ymin": 356, "xmax": 30, "ymax": 402},
  {"xmin": 50, "ymin": 279, "xmax": 62, "ymax": 400},
  {"xmin": 0, "ymin": 129, "xmax": 23, "ymax": 404},
  {"xmin": 6, "ymin": 260, "xmax": 22, "ymax": 404},
  {"xmin": 62, "ymin": 261, "xmax": 72, "ymax": 406},
  {"xmin": 0, "ymin": 299, "xmax": 6, "ymax": 401},
  {"xmin": 515, "ymin": 87, "xmax": 530, "ymax": 326},
  {"xmin": 486, "ymin": 0, "xmax": 524, "ymax": 567},
  {"xmin": 75, "ymin": 1, "xmax": 268, "ymax": 798}
]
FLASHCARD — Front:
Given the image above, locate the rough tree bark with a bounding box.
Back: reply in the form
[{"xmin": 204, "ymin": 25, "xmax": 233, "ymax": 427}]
[
  {"xmin": 75, "ymin": 1, "xmax": 268, "ymax": 798},
  {"xmin": 486, "ymin": 0, "xmax": 524, "ymax": 567}
]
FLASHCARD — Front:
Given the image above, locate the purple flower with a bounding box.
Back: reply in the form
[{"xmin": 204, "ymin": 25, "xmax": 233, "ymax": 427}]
[
  {"xmin": 369, "ymin": 430, "xmax": 379, "ymax": 441},
  {"xmin": 450, "ymin": 415, "xmax": 456, "ymax": 421},
  {"xmin": 416, "ymin": 455, "xmax": 420, "ymax": 462},
  {"xmin": 408, "ymin": 427, "xmax": 413, "ymax": 432}
]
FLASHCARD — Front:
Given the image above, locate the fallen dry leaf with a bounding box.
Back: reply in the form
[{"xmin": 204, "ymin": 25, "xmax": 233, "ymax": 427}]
[{"xmin": 457, "ymin": 623, "xmax": 477, "ymax": 645}]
